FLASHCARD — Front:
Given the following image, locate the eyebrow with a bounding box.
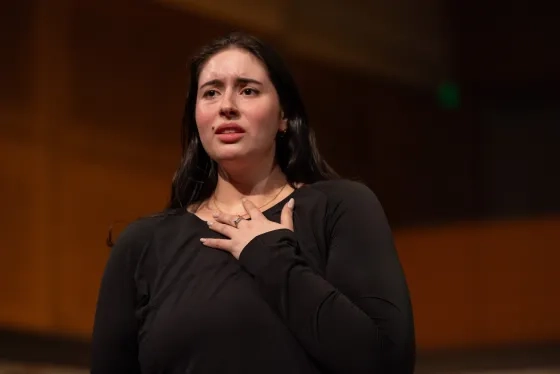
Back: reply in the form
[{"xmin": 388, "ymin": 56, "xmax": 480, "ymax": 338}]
[{"xmin": 199, "ymin": 77, "xmax": 263, "ymax": 90}]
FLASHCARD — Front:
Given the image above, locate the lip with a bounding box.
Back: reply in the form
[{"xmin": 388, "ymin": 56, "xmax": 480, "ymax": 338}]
[
  {"xmin": 215, "ymin": 123, "xmax": 245, "ymax": 134},
  {"xmin": 216, "ymin": 132, "xmax": 245, "ymax": 143},
  {"xmin": 214, "ymin": 123, "xmax": 245, "ymax": 144}
]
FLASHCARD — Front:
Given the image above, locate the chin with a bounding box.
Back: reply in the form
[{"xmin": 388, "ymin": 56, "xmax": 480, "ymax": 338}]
[
  {"xmin": 209, "ymin": 144, "xmax": 271, "ymax": 164},
  {"xmin": 211, "ymin": 148, "xmax": 249, "ymax": 162}
]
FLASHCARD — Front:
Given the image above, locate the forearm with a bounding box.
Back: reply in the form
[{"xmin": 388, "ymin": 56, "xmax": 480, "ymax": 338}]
[{"xmin": 239, "ymin": 230, "xmax": 392, "ymax": 373}]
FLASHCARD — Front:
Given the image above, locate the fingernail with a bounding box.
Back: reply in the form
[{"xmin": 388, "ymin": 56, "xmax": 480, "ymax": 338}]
[
  {"xmin": 287, "ymin": 198, "xmax": 294, "ymax": 208},
  {"xmin": 241, "ymin": 197, "xmax": 247, "ymax": 202},
  {"xmin": 207, "ymin": 221, "xmax": 213, "ymax": 226},
  {"xmin": 200, "ymin": 238, "xmax": 206, "ymax": 243},
  {"xmin": 212, "ymin": 211, "xmax": 219, "ymax": 218}
]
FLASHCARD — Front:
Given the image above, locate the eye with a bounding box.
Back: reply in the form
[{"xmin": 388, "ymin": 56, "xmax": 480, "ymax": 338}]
[
  {"xmin": 241, "ymin": 88, "xmax": 259, "ymax": 96},
  {"xmin": 202, "ymin": 89, "xmax": 218, "ymax": 98}
]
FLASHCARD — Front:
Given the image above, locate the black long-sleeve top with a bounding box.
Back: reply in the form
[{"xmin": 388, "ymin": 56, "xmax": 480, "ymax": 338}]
[{"xmin": 91, "ymin": 180, "xmax": 415, "ymax": 373}]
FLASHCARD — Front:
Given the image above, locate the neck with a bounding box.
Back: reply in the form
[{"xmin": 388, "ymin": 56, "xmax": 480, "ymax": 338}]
[{"xmin": 211, "ymin": 156, "xmax": 288, "ymax": 213}]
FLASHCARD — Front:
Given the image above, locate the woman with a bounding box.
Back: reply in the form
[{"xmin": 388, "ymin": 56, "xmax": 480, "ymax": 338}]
[{"xmin": 91, "ymin": 32, "xmax": 415, "ymax": 373}]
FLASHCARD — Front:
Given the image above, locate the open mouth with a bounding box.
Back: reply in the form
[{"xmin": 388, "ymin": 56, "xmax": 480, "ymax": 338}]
[{"xmin": 215, "ymin": 124, "xmax": 245, "ymax": 143}]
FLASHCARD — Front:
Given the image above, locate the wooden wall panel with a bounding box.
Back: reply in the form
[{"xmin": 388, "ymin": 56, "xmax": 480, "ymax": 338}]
[
  {"xmin": 0, "ymin": 2, "xmax": 35, "ymax": 110},
  {"xmin": 161, "ymin": 0, "xmax": 451, "ymax": 88},
  {"xmin": 397, "ymin": 217, "xmax": 560, "ymax": 349},
  {"xmin": 451, "ymin": 0, "xmax": 560, "ymax": 85},
  {"xmin": 0, "ymin": 2, "xmax": 36, "ymax": 143},
  {"xmin": 161, "ymin": 0, "xmax": 287, "ymax": 35},
  {"xmin": 0, "ymin": 139, "xmax": 52, "ymax": 331},
  {"xmin": 396, "ymin": 224, "xmax": 481, "ymax": 349},
  {"xmin": 0, "ymin": 0, "xmax": 54, "ymax": 332},
  {"xmin": 477, "ymin": 217, "xmax": 560, "ymax": 344},
  {"xmin": 52, "ymin": 151, "xmax": 172, "ymax": 334},
  {"xmin": 42, "ymin": 2, "xmax": 193, "ymax": 334}
]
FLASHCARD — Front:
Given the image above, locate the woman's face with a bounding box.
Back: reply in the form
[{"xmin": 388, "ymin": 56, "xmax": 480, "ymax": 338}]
[{"xmin": 195, "ymin": 48, "xmax": 287, "ymax": 163}]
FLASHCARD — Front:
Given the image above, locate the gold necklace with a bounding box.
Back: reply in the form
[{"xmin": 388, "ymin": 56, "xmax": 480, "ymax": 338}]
[{"xmin": 211, "ymin": 183, "xmax": 288, "ymax": 218}]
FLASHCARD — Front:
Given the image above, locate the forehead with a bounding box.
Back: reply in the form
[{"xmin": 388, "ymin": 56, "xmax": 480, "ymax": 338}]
[{"xmin": 198, "ymin": 48, "xmax": 269, "ymax": 84}]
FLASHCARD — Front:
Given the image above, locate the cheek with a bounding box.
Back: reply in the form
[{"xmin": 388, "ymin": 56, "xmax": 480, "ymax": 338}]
[
  {"xmin": 195, "ymin": 104, "xmax": 214, "ymax": 134},
  {"xmin": 246, "ymin": 102, "xmax": 281, "ymax": 135}
]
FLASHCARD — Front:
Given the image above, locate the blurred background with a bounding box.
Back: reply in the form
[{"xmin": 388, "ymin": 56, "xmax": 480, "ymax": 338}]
[{"xmin": 1, "ymin": 0, "xmax": 559, "ymax": 373}]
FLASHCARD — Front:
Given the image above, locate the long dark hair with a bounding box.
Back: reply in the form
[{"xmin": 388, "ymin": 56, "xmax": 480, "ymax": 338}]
[{"xmin": 167, "ymin": 31, "xmax": 338, "ymax": 210}]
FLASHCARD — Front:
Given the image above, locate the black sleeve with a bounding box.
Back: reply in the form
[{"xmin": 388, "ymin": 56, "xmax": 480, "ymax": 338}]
[
  {"xmin": 90, "ymin": 220, "xmax": 150, "ymax": 374},
  {"xmin": 238, "ymin": 181, "xmax": 415, "ymax": 374}
]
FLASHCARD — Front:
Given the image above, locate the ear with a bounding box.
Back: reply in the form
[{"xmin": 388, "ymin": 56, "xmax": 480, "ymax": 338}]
[{"xmin": 279, "ymin": 111, "xmax": 288, "ymax": 131}]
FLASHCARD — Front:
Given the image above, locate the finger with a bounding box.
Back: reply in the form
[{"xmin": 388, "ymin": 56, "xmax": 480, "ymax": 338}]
[
  {"xmin": 213, "ymin": 211, "xmax": 244, "ymax": 228},
  {"xmin": 280, "ymin": 198, "xmax": 295, "ymax": 231},
  {"xmin": 200, "ymin": 237, "xmax": 232, "ymax": 251},
  {"xmin": 241, "ymin": 198, "xmax": 265, "ymax": 220},
  {"xmin": 207, "ymin": 221, "xmax": 235, "ymax": 238}
]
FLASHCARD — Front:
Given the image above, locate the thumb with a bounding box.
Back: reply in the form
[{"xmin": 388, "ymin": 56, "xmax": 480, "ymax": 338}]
[{"xmin": 280, "ymin": 198, "xmax": 295, "ymax": 231}]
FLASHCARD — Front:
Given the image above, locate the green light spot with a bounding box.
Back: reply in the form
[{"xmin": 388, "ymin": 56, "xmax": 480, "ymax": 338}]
[{"xmin": 437, "ymin": 82, "xmax": 461, "ymax": 109}]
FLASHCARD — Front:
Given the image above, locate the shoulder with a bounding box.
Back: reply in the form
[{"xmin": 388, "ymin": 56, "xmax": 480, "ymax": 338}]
[
  {"xmin": 307, "ymin": 179, "xmax": 379, "ymax": 206},
  {"xmin": 110, "ymin": 210, "xmax": 178, "ymax": 258},
  {"xmin": 306, "ymin": 179, "xmax": 388, "ymax": 229},
  {"xmin": 113, "ymin": 217, "xmax": 158, "ymax": 247}
]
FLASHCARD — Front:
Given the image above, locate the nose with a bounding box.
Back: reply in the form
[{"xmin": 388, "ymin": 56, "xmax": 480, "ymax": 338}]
[{"xmin": 219, "ymin": 92, "xmax": 239, "ymax": 119}]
